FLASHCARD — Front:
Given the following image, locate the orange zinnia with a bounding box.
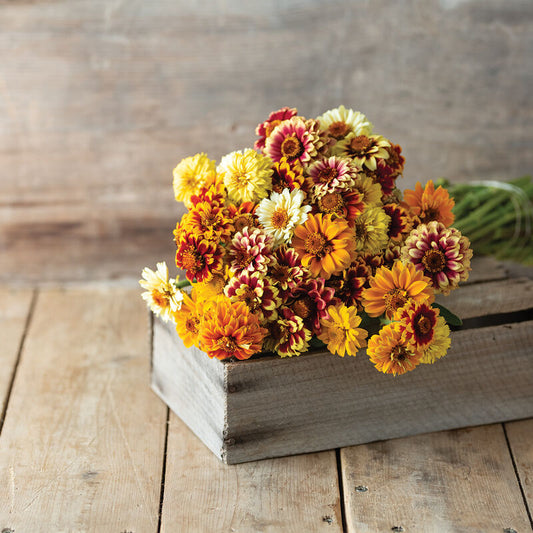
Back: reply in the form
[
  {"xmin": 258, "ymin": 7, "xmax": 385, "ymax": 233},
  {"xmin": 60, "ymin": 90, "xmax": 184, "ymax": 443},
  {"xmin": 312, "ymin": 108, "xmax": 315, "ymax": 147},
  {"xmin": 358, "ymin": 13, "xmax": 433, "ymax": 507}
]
[
  {"xmin": 173, "ymin": 292, "xmax": 203, "ymax": 348},
  {"xmin": 403, "ymin": 180, "xmax": 455, "ymax": 227},
  {"xmin": 362, "ymin": 261, "xmax": 434, "ymax": 319},
  {"xmin": 292, "ymin": 213, "xmax": 355, "ymax": 279},
  {"xmin": 199, "ymin": 297, "xmax": 267, "ymax": 360}
]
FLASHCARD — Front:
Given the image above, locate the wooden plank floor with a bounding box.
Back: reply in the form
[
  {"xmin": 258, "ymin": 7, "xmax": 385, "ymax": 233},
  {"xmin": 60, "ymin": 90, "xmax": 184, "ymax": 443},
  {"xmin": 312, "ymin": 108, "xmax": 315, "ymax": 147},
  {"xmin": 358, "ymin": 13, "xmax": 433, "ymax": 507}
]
[{"xmin": 0, "ymin": 282, "xmax": 532, "ymax": 532}]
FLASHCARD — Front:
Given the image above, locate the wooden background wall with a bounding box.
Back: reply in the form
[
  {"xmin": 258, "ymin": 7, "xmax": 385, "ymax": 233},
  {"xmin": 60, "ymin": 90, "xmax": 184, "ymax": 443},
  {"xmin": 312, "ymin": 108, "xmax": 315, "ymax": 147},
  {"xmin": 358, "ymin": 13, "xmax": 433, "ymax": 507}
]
[{"xmin": 1, "ymin": 0, "xmax": 532, "ymax": 283}]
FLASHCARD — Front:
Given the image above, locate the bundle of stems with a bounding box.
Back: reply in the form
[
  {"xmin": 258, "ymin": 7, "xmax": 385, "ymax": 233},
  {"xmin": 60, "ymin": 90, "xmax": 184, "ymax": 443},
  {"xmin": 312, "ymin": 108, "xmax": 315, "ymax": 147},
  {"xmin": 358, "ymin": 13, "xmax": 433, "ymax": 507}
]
[{"xmin": 438, "ymin": 176, "xmax": 533, "ymax": 265}]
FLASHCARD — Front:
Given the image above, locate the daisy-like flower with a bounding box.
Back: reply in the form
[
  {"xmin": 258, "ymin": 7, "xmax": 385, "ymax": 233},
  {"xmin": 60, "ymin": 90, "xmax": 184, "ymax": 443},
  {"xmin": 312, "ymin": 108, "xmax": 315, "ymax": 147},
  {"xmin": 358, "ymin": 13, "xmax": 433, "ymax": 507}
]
[
  {"xmin": 315, "ymin": 189, "xmax": 365, "ymax": 226},
  {"xmin": 189, "ymin": 182, "xmax": 226, "ymax": 208},
  {"xmin": 265, "ymin": 117, "xmax": 328, "ymax": 165},
  {"xmin": 139, "ymin": 262, "xmax": 184, "ymax": 322},
  {"xmin": 265, "ymin": 306, "xmax": 312, "ymax": 357},
  {"xmin": 174, "ymin": 292, "xmax": 203, "ymax": 348},
  {"xmin": 401, "ymin": 221, "xmax": 473, "ymax": 295},
  {"xmin": 351, "ymin": 174, "xmax": 383, "ymax": 206},
  {"xmin": 420, "ymin": 316, "xmax": 451, "ymax": 364},
  {"xmin": 317, "ymin": 105, "xmax": 373, "ymax": 141},
  {"xmin": 383, "ymin": 202, "xmax": 412, "ymax": 242},
  {"xmin": 185, "ymin": 201, "xmax": 233, "ymax": 243},
  {"xmin": 191, "ymin": 272, "xmax": 227, "ymax": 302},
  {"xmin": 227, "ymin": 201, "xmax": 259, "ymax": 235},
  {"xmin": 353, "ymin": 206, "xmax": 391, "ymax": 254},
  {"xmin": 269, "ymin": 246, "xmax": 308, "ymax": 301},
  {"xmin": 307, "ymin": 156, "xmax": 359, "ymax": 197},
  {"xmin": 404, "ymin": 180, "xmax": 455, "ymax": 227},
  {"xmin": 271, "ymin": 157, "xmax": 306, "ymax": 194},
  {"xmin": 394, "ymin": 301, "xmax": 439, "ymax": 351},
  {"xmin": 218, "ymin": 149, "xmax": 273, "ymax": 204},
  {"xmin": 292, "ymin": 213, "xmax": 356, "ymax": 279},
  {"xmin": 362, "ymin": 260, "xmax": 435, "ymax": 319},
  {"xmin": 318, "ymin": 304, "xmax": 368, "ymax": 357},
  {"xmin": 175, "ymin": 233, "xmax": 223, "ymax": 283},
  {"xmin": 291, "ymin": 277, "xmax": 335, "ymax": 334},
  {"xmin": 382, "ymin": 143, "xmax": 405, "ymax": 178},
  {"xmin": 199, "ymin": 297, "xmax": 267, "ymax": 360},
  {"xmin": 256, "ymin": 188, "xmax": 312, "ymax": 246},
  {"xmin": 367, "ymin": 324, "xmax": 423, "ymax": 376},
  {"xmin": 334, "ymin": 133, "xmax": 390, "ymax": 171},
  {"xmin": 335, "ymin": 258, "xmax": 372, "ymax": 308},
  {"xmin": 228, "ymin": 227, "xmax": 274, "ymax": 275},
  {"xmin": 225, "ymin": 270, "xmax": 281, "ymax": 324},
  {"xmin": 255, "ymin": 106, "xmax": 299, "ymax": 151},
  {"xmin": 173, "ymin": 153, "xmax": 217, "ymax": 208}
]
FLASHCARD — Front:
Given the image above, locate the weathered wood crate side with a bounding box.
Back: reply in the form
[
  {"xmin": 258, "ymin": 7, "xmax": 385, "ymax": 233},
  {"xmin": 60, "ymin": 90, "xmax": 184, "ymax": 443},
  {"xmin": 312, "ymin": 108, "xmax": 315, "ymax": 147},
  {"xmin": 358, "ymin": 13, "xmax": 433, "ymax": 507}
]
[{"xmin": 152, "ymin": 275, "xmax": 533, "ymax": 464}]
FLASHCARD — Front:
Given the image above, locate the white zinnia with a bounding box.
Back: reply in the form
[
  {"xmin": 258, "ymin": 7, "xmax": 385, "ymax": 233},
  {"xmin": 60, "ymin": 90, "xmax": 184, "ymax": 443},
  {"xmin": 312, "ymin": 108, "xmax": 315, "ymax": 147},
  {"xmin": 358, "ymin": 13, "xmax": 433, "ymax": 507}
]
[
  {"xmin": 139, "ymin": 262, "xmax": 184, "ymax": 323},
  {"xmin": 317, "ymin": 105, "xmax": 373, "ymax": 138},
  {"xmin": 256, "ymin": 188, "xmax": 312, "ymax": 246}
]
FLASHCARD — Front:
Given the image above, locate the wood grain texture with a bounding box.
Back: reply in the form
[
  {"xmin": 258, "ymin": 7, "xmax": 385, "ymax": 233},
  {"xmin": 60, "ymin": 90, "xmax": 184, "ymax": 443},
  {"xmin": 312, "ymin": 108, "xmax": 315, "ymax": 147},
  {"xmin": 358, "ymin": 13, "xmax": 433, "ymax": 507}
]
[
  {"xmin": 464, "ymin": 255, "xmax": 507, "ymax": 284},
  {"xmin": 505, "ymin": 418, "xmax": 533, "ymax": 514},
  {"xmin": 1, "ymin": 0, "xmax": 532, "ymax": 282},
  {"xmin": 0, "ymin": 287, "xmax": 34, "ymax": 426},
  {"xmin": 161, "ymin": 412, "xmax": 343, "ymax": 533},
  {"xmin": 0, "ymin": 287, "xmax": 166, "ymax": 531},
  {"xmin": 340, "ymin": 424, "xmax": 531, "ymax": 533}
]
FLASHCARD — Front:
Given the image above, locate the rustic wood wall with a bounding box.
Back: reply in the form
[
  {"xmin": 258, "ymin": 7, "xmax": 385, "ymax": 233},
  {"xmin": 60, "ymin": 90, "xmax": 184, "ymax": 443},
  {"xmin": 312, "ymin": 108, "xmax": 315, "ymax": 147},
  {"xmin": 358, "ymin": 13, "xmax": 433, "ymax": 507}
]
[{"xmin": 1, "ymin": 0, "xmax": 532, "ymax": 282}]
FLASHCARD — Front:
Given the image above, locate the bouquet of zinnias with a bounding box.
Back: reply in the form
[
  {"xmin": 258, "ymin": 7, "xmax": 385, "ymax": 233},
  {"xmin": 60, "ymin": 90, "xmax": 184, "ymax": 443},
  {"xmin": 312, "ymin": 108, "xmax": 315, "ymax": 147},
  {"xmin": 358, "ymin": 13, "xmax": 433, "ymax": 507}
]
[{"xmin": 140, "ymin": 105, "xmax": 473, "ymax": 376}]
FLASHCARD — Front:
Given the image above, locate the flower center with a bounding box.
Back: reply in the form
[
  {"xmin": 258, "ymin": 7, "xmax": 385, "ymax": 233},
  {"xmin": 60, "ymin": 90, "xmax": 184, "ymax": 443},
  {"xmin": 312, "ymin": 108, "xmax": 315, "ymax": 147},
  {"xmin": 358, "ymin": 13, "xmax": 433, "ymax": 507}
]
[
  {"xmin": 328, "ymin": 121, "xmax": 350, "ymax": 139},
  {"xmin": 271, "ymin": 208, "xmax": 290, "ymax": 229},
  {"xmin": 330, "ymin": 327, "xmax": 346, "ymax": 345},
  {"xmin": 185, "ymin": 316, "xmax": 200, "ymax": 334},
  {"xmin": 384, "ymin": 288, "xmax": 409, "ymax": 315},
  {"xmin": 265, "ymin": 119, "xmax": 281, "ymax": 137},
  {"xmin": 281, "ymin": 135, "xmax": 304, "ymax": 160},
  {"xmin": 422, "ymin": 249, "xmax": 446, "ymax": 273},
  {"xmin": 417, "ymin": 315, "xmax": 432, "ymax": 335},
  {"xmin": 234, "ymin": 214, "xmax": 255, "ymax": 233},
  {"xmin": 392, "ymin": 344, "xmax": 410, "ymax": 362},
  {"xmin": 201, "ymin": 211, "xmax": 219, "ymax": 228},
  {"xmin": 319, "ymin": 192, "xmax": 344, "ymax": 214},
  {"xmin": 151, "ymin": 290, "xmax": 168, "ymax": 308},
  {"xmin": 239, "ymin": 286, "xmax": 258, "ymax": 310},
  {"xmin": 272, "ymin": 264, "xmax": 290, "ymax": 285},
  {"xmin": 216, "ymin": 335, "xmax": 239, "ymax": 353},
  {"xmin": 182, "ymin": 249, "xmax": 201, "ymax": 272},
  {"xmin": 234, "ymin": 249, "xmax": 254, "ymax": 269},
  {"xmin": 293, "ymin": 296, "xmax": 313, "ymax": 319},
  {"xmin": 304, "ymin": 232, "xmax": 327, "ymax": 256},
  {"xmin": 349, "ymin": 135, "xmax": 372, "ymax": 155},
  {"xmin": 317, "ymin": 167, "xmax": 339, "ymax": 184}
]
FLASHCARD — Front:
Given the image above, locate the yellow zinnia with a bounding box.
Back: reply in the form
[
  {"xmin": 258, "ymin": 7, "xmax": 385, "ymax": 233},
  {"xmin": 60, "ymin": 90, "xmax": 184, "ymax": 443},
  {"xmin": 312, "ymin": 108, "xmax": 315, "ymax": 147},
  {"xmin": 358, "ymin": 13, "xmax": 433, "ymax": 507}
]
[
  {"xmin": 318, "ymin": 304, "xmax": 368, "ymax": 357},
  {"xmin": 173, "ymin": 292, "xmax": 203, "ymax": 348},
  {"xmin": 420, "ymin": 316, "xmax": 451, "ymax": 364},
  {"xmin": 353, "ymin": 206, "xmax": 391, "ymax": 254},
  {"xmin": 173, "ymin": 153, "xmax": 217, "ymax": 208}
]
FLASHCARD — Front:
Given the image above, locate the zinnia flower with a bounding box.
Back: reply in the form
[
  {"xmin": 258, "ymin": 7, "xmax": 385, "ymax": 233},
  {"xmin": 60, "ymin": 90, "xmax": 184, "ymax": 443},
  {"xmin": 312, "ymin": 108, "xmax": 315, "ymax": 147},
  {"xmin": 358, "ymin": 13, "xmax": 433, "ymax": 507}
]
[
  {"xmin": 185, "ymin": 201, "xmax": 233, "ymax": 243},
  {"xmin": 367, "ymin": 324, "xmax": 423, "ymax": 376},
  {"xmin": 318, "ymin": 304, "xmax": 368, "ymax": 357},
  {"xmin": 265, "ymin": 306, "xmax": 312, "ymax": 357},
  {"xmin": 292, "ymin": 213, "xmax": 355, "ymax": 279},
  {"xmin": 420, "ymin": 316, "xmax": 451, "ymax": 364},
  {"xmin": 334, "ymin": 258, "xmax": 372, "ymax": 308},
  {"xmin": 191, "ymin": 273, "xmax": 227, "ymax": 302},
  {"xmin": 315, "ymin": 189, "xmax": 365, "ymax": 227},
  {"xmin": 401, "ymin": 221, "xmax": 473, "ymax": 295},
  {"xmin": 227, "ymin": 201, "xmax": 259, "ymax": 235},
  {"xmin": 271, "ymin": 157, "xmax": 306, "ymax": 193},
  {"xmin": 317, "ymin": 105, "xmax": 373, "ymax": 141},
  {"xmin": 228, "ymin": 227, "xmax": 274, "ymax": 274},
  {"xmin": 291, "ymin": 277, "xmax": 335, "ymax": 334},
  {"xmin": 394, "ymin": 301, "xmax": 439, "ymax": 351},
  {"xmin": 362, "ymin": 260, "xmax": 434, "ymax": 319},
  {"xmin": 199, "ymin": 297, "xmax": 266, "ymax": 360},
  {"xmin": 307, "ymin": 156, "xmax": 359, "ymax": 197},
  {"xmin": 265, "ymin": 117, "xmax": 327, "ymax": 164},
  {"xmin": 404, "ymin": 180, "xmax": 455, "ymax": 227},
  {"xmin": 268, "ymin": 246, "xmax": 308, "ymax": 301},
  {"xmin": 173, "ymin": 153, "xmax": 217, "ymax": 208},
  {"xmin": 139, "ymin": 262, "xmax": 183, "ymax": 322},
  {"xmin": 334, "ymin": 133, "xmax": 390, "ymax": 171},
  {"xmin": 257, "ymin": 188, "xmax": 312, "ymax": 246},
  {"xmin": 175, "ymin": 233, "xmax": 223, "ymax": 283},
  {"xmin": 353, "ymin": 206, "xmax": 391, "ymax": 254},
  {"xmin": 255, "ymin": 106, "xmax": 299, "ymax": 151},
  {"xmin": 174, "ymin": 291, "xmax": 203, "ymax": 348},
  {"xmin": 383, "ymin": 203, "xmax": 412, "ymax": 242},
  {"xmin": 224, "ymin": 270, "xmax": 281, "ymax": 324},
  {"xmin": 218, "ymin": 149, "xmax": 273, "ymax": 204},
  {"xmin": 351, "ymin": 174, "xmax": 383, "ymax": 206}
]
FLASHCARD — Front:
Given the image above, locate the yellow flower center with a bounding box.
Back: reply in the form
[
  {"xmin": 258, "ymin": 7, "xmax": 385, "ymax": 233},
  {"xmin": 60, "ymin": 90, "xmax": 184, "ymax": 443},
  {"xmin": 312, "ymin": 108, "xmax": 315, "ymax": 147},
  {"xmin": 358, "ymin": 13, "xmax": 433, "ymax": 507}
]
[
  {"xmin": 328, "ymin": 121, "xmax": 350, "ymax": 139},
  {"xmin": 281, "ymin": 135, "xmax": 304, "ymax": 160},
  {"xmin": 349, "ymin": 135, "xmax": 372, "ymax": 155},
  {"xmin": 216, "ymin": 335, "xmax": 239, "ymax": 353},
  {"xmin": 182, "ymin": 249, "xmax": 200, "ymax": 271},
  {"xmin": 384, "ymin": 288, "xmax": 409, "ymax": 315},
  {"xmin": 329, "ymin": 326, "xmax": 347, "ymax": 345},
  {"xmin": 271, "ymin": 207, "xmax": 289, "ymax": 229},
  {"xmin": 304, "ymin": 232, "xmax": 328, "ymax": 256},
  {"xmin": 185, "ymin": 316, "xmax": 200, "ymax": 334},
  {"xmin": 151, "ymin": 290, "xmax": 168, "ymax": 308},
  {"xmin": 319, "ymin": 192, "xmax": 344, "ymax": 214},
  {"xmin": 316, "ymin": 167, "xmax": 339, "ymax": 184},
  {"xmin": 422, "ymin": 249, "xmax": 446, "ymax": 273}
]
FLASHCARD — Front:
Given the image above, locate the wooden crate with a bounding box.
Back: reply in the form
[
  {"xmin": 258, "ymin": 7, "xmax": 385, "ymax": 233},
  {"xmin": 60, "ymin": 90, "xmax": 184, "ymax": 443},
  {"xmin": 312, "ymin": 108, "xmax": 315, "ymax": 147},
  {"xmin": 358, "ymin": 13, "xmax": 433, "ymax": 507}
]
[{"xmin": 151, "ymin": 258, "xmax": 533, "ymax": 464}]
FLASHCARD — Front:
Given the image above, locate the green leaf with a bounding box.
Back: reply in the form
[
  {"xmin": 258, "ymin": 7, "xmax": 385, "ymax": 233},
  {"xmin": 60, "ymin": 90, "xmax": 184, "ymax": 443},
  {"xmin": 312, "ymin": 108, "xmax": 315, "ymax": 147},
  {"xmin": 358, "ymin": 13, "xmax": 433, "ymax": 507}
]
[
  {"xmin": 433, "ymin": 302, "xmax": 463, "ymax": 327},
  {"xmin": 308, "ymin": 336, "xmax": 327, "ymax": 350}
]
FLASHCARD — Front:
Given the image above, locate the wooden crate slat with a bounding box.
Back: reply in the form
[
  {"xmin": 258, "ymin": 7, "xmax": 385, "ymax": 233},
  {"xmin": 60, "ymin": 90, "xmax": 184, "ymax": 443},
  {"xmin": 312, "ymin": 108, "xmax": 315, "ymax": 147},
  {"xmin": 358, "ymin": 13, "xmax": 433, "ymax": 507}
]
[
  {"xmin": 0, "ymin": 288, "xmax": 166, "ymax": 531},
  {"xmin": 340, "ymin": 424, "xmax": 531, "ymax": 532},
  {"xmin": 465, "ymin": 256, "xmax": 508, "ymax": 284},
  {"xmin": 504, "ymin": 418, "xmax": 533, "ymax": 516},
  {"xmin": 0, "ymin": 287, "xmax": 34, "ymax": 425},
  {"xmin": 160, "ymin": 412, "xmax": 343, "ymax": 532}
]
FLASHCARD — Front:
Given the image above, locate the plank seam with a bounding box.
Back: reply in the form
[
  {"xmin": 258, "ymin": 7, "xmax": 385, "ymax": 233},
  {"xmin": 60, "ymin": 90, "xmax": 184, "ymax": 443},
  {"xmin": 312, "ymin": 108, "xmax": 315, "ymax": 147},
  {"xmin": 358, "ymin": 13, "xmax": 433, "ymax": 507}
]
[
  {"xmin": 157, "ymin": 407, "xmax": 170, "ymax": 533},
  {"xmin": 502, "ymin": 423, "xmax": 533, "ymax": 529},
  {"xmin": 0, "ymin": 288, "xmax": 38, "ymax": 436},
  {"xmin": 335, "ymin": 449, "xmax": 348, "ymax": 533}
]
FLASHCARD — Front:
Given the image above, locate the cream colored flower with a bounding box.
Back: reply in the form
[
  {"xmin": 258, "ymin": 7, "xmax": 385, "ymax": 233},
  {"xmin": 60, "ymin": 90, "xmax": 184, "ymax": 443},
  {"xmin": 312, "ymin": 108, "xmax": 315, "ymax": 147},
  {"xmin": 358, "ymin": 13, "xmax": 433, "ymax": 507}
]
[
  {"xmin": 317, "ymin": 105, "xmax": 373, "ymax": 140},
  {"xmin": 256, "ymin": 188, "xmax": 311, "ymax": 246},
  {"xmin": 173, "ymin": 153, "xmax": 216, "ymax": 208},
  {"xmin": 217, "ymin": 149, "xmax": 273, "ymax": 204},
  {"xmin": 139, "ymin": 262, "xmax": 184, "ymax": 322},
  {"xmin": 334, "ymin": 133, "xmax": 390, "ymax": 171}
]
